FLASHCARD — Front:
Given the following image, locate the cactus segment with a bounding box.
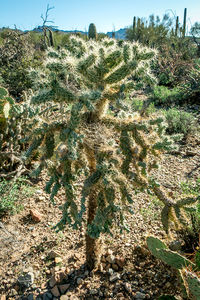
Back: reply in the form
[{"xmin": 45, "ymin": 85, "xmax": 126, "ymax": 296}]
[
  {"xmin": 146, "ymin": 236, "xmax": 167, "ymax": 260},
  {"xmin": 185, "ymin": 270, "xmax": 200, "ymax": 298}
]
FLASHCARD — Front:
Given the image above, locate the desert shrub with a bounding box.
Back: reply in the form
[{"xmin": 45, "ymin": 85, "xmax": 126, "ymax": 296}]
[
  {"xmin": 153, "ymin": 38, "xmax": 196, "ymax": 87},
  {"xmin": 0, "ymin": 86, "xmax": 41, "ymax": 179},
  {"xmin": 152, "ymin": 86, "xmax": 181, "ymax": 106},
  {"xmin": 0, "ymin": 177, "xmax": 35, "ymax": 216},
  {"xmin": 0, "ymin": 29, "xmax": 38, "ymax": 98},
  {"xmin": 164, "ymin": 108, "xmax": 198, "ymax": 136},
  {"xmin": 180, "ymin": 60, "xmax": 200, "ymax": 103}
]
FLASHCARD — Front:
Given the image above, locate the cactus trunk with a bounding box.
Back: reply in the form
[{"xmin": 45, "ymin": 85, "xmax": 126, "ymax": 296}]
[
  {"xmin": 182, "ymin": 8, "xmax": 187, "ymax": 38},
  {"xmin": 175, "ymin": 16, "xmax": 179, "ymax": 37},
  {"xmin": 85, "ymin": 146, "xmax": 101, "ymax": 270}
]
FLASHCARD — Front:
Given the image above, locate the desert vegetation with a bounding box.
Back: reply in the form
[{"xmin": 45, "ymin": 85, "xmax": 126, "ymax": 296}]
[{"xmin": 0, "ymin": 6, "xmax": 200, "ymax": 300}]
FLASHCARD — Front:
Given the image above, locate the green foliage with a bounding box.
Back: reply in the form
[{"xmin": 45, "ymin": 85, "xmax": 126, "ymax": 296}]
[
  {"xmin": 0, "ymin": 29, "xmax": 38, "ymax": 98},
  {"xmin": 0, "ymin": 177, "xmax": 35, "ymax": 216},
  {"xmin": 151, "ymin": 86, "xmax": 181, "ymax": 106},
  {"xmin": 88, "ymin": 23, "xmax": 97, "ymax": 40},
  {"xmin": 163, "ymin": 108, "xmax": 198, "ymax": 136},
  {"xmin": 180, "ymin": 60, "xmax": 200, "ymax": 103},
  {"xmin": 0, "ymin": 87, "xmax": 41, "ymax": 178}
]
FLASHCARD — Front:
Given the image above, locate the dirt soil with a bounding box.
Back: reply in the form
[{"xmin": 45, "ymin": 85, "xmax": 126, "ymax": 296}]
[{"xmin": 0, "ymin": 127, "xmax": 200, "ymax": 300}]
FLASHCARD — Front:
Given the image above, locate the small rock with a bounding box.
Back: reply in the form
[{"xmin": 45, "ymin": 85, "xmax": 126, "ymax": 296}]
[
  {"xmin": 60, "ymin": 296, "xmax": 68, "ymax": 300},
  {"xmin": 107, "ymin": 249, "xmax": 113, "ymax": 255},
  {"xmin": 48, "ymin": 250, "xmax": 61, "ymax": 259},
  {"xmin": 36, "ymin": 189, "xmax": 43, "ymax": 194},
  {"xmin": 164, "ymin": 282, "xmax": 171, "ymax": 288},
  {"xmin": 90, "ymin": 289, "xmax": 98, "ymax": 295},
  {"xmin": 10, "ymin": 289, "xmax": 18, "ymax": 296},
  {"xmin": 43, "ymin": 292, "xmax": 53, "ymax": 300},
  {"xmin": 51, "ymin": 285, "xmax": 60, "ymax": 297},
  {"xmin": 108, "ymin": 268, "xmax": 114, "ymax": 275},
  {"xmin": 30, "ymin": 209, "xmax": 42, "ymax": 222},
  {"xmin": 115, "ymin": 256, "xmax": 125, "ymax": 268},
  {"xmin": 49, "ymin": 276, "xmax": 57, "ymax": 288},
  {"xmin": 27, "ymin": 294, "xmax": 34, "ymax": 300},
  {"xmin": 55, "ymin": 257, "xmax": 62, "ymax": 264},
  {"xmin": 124, "ymin": 282, "xmax": 132, "ymax": 292},
  {"xmin": 76, "ymin": 278, "xmax": 83, "ymax": 285},
  {"xmin": 58, "ymin": 284, "xmax": 70, "ymax": 294},
  {"xmin": 112, "ymin": 263, "xmax": 119, "ymax": 271},
  {"xmin": 169, "ymin": 240, "xmax": 183, "ymax": 251},
  {"xmin": 17, "ymin": 272, "xmax": 34, "ymax": 288},
  {"xmin": 135, "ymin": 291, "xmax": 146, "ymax": 299},
  {"xmin": 110, "ymin": 273, "xmax": 121, "ymax": 282},
  {"xmin": 106, "ymin": 254, "xmax": 115, "ymax": 264}
]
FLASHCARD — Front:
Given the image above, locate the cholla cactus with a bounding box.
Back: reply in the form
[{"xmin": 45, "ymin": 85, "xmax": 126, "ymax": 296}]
[
  {"xmin": 27, "ymin": 36, "xmax": 184, "ymax": 269},
  {"xmin": 0, "ymin": 87, "xmax": 41, "ymax": 179}
]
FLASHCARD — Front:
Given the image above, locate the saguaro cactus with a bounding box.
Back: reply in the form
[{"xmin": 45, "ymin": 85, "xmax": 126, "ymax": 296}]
[
  {"xmin": 48, "ymin": 29, "xmax": 54, "ymax": 47},
  {"xmin": 88, "ymin": 23, "xmax": 97, "ymax": 40},
  {"xmin": 182, "ymin": 8, "xmax": 187, "ymax": 38},
  {"xmin": 175, "ymin": 16, "xmax": 179, "ymax": 37}
]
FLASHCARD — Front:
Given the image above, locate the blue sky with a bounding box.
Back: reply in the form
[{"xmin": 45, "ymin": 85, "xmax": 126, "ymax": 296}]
[{"xmin": 1, "ymin": 0, "xmax": 199, "ymax": 33}]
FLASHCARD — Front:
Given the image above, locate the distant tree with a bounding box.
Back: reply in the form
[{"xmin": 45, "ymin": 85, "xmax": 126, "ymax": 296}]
[{"xmin": 40, "ymin": 4, "xmax": 56, "ymax": 48}]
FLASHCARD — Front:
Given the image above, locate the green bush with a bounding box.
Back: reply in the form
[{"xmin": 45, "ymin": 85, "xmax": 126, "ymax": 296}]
[
  {"xmin": 0, "ymin": 29, "xmax": 39, "ymax": 98},
  {"xmin": 164, "ymin": 108, "xmax": 198, "ymax": 136},
  {"xmin": 152, "ymin": 86, "xmax": 181, "ymax": 106},
  {"xmin": 0, "ymin": 177, "xmax": 35, "ymax": 216},
  {"xmin": 180, "ymin": 60, "xmax": 200, "ymax": 103}
]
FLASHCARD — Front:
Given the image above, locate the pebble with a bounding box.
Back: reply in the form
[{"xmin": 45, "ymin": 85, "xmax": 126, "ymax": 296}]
[
  {"xmin": 55, "ymin": 257, "xmax": 62, "ymax": 264},
  {"xmin": 30, "ymin": 209, "xmax": 42, "ymax": 222},
  {"xmin": 77, "ymin": 277, "xmax": 83, "ymax": 285},
  {"xmin": 43, "ymin": 292, "xmax": 53, "ymax": 300},
  {"xmin": 51, "ymin": 285, "xmax": 60, "ymax": 297},
  {"xmin": 90, "ymin": 289, "xmax": 98, "ymax": 295},
  {"xmin": 110, "ymin": 273, "xmax": 121, "ymax": 282},
  {"xmin": 36, "ymin": 189, "xmax": 43, "ymax": 194},
  {"xmin": 108, "ymin": 268, "xmax": 114, "ymax": 275},
  {"xmin": 17, "ymin": 272, "xmax": 34, "ymax": 288},
  {"xmin": 124, "ymin": 282, "xmax": 132, "ymax": 292},
  {"xmin": 135, "ymin": 291, "xmax": 146, "ymax": 299},
  {"xmin": 59, "ymin": 284, "xmax": 70, "ymax": 294},
  {"xmin": 60, "ymin": 296, "xmax": 68, "ymax": 300},
  {"xmin": 48, "ymin": 250, "xmax": 61, "ymax": 259},
  {"xmin": 27, "ymin": 294, "xmax": 34, "ymax": 300},
  {"xmin": 106, "ymin": 254, "xmax": 115, "ymax": 264}
]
